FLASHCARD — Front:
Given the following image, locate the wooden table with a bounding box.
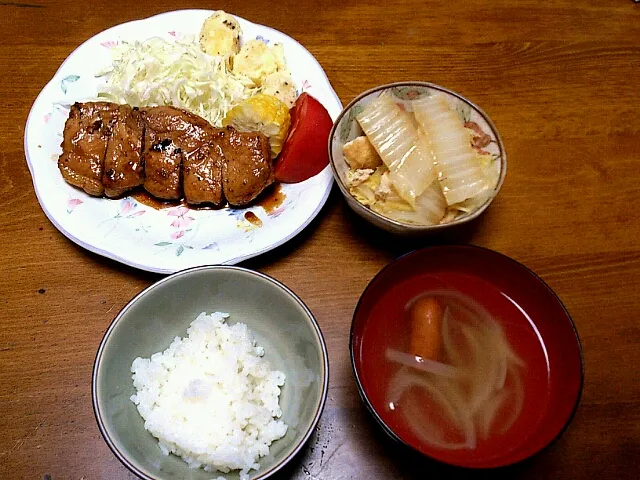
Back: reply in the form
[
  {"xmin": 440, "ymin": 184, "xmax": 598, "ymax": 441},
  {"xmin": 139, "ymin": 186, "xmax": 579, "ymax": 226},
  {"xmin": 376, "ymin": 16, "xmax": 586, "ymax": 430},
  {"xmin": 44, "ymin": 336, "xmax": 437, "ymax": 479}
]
[{"xmin": 2, "ymin": 1, "xmax": 639, "ymax": 478}]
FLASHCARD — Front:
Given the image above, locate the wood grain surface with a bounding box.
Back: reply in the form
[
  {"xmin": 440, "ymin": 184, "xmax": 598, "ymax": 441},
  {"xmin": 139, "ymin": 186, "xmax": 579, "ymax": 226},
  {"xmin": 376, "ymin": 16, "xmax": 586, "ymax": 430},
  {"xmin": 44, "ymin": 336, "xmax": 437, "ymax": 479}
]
[{"xmin": 1, "ymin": 0, "xmax": 639, "ymax": 479}]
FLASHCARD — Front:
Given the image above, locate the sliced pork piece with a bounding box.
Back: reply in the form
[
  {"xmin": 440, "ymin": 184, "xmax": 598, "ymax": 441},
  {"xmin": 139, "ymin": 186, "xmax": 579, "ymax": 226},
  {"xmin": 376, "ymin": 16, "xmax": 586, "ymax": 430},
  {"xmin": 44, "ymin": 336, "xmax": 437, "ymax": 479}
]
[
  {"xmin": 143, "ymin": 138, "xmax": 183, "ymax": 200},
  {"xmin": 102, "ymin": 106, "xmax": 145, "ymax": 198},
  {"xmin": 221, "ymin": 127, "xmax": 274, "ymax": 207},
  {"xmin": 182, "ymin": 140, "xmax": 225, "ymax": 205},
  {"xmin": 140, "ymin": 106, "xmax": 213, "ymax": 154},
  {"xmin": 142, "ymin": 106, "xmax": 225, "ymax": 205},
  {"xmin": 57, "ymin": 102, "xmax": 119, "ymax": 196}
]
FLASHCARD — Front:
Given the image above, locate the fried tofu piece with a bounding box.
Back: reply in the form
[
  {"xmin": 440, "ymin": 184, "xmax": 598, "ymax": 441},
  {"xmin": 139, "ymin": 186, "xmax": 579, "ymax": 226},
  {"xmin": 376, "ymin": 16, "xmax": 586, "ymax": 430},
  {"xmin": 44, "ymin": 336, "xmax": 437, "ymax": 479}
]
[{"xmin": 343, "ymin": 135, "xmax": 383, "ymax": 170}]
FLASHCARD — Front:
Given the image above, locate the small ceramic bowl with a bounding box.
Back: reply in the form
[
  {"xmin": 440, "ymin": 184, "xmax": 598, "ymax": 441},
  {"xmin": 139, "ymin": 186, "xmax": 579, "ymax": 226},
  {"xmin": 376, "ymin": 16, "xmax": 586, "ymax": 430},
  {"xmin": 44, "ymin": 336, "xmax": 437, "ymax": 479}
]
[
  {"xmin": 350, "ymin": 245, "xmax": 584, "ymax": 468},
  {"xmin": 93, "ymin": 266, "xmax": 329, "ymax": 480},
  {"xmin": 329, "ymin": 82, "xmax": 507, "ymax": 235}
]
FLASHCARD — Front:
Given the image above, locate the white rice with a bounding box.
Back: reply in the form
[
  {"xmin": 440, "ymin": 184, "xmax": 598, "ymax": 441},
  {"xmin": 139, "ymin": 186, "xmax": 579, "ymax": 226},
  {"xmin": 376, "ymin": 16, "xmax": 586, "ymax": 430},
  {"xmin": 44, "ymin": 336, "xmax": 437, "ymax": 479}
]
[{"xmin": 130, "ymin": 312, "xmax": 288, "ymax": 479}]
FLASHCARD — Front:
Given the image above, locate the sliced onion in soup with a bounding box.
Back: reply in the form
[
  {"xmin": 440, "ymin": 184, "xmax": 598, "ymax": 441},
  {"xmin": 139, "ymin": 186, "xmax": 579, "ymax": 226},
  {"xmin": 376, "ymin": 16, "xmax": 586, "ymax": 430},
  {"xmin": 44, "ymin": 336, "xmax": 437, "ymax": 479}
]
[{"xmin": 385, "ymin": 348, "xmax": 459, "ymax": 378}]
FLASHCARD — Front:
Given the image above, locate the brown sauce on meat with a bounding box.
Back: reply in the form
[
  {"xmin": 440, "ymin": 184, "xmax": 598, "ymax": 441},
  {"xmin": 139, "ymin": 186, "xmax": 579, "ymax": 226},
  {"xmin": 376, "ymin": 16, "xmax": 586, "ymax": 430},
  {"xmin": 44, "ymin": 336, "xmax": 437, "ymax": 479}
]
[
  {"xmin": 59, "ymin": 103, "xmax": 276, "ymax": 207},
  {"xmin": 131, "ymin": 182, "xmax": 285, "ymax": 214},
  {"xmin": 131, "ymin": 189, "xmax": 219, "ymax": 210},
  {"xmin": 244, "ymin": 211, "xmax": 263, "ymax": 227},
  {"xmin": 255, "ymin": 183, "xmax": 286, "ymax": 214},
  {"xmin": 131, "ymin": 190, "xmax": 186, "ymax": 210}
]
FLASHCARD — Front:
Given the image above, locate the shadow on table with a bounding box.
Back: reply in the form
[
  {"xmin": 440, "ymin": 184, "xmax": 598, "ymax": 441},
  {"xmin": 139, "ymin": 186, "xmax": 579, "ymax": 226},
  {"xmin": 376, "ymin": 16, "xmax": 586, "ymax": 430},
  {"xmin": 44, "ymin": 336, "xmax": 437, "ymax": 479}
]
[
  {"xmin": 67, "ymin": 183, "xmax": 488, "ymax": 279},
  {"xmin": 339, "ymin": 199, "xmax": 483, "ymax": 255},
  {"xmin": 246, "ymin": 185, "xmax": 487, "ymax": 275},
  {"xmin": 271, "ymin": 398, "xmax": 558, "ymax": 480}
]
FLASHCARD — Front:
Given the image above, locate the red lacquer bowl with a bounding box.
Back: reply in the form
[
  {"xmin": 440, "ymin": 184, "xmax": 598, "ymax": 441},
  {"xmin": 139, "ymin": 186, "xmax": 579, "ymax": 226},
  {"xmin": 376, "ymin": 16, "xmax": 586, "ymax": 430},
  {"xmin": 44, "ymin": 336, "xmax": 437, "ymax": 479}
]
[{"xmin": 350, "ymin": 245, "xmax": 583, "ymax": 469}]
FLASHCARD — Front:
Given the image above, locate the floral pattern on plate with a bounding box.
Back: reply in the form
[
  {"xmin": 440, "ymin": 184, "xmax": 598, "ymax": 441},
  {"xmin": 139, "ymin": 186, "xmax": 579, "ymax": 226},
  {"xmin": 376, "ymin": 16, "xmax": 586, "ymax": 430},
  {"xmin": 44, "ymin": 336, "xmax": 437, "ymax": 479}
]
[{"xmin": 25, "ymin": 9, "xmax": 342, "ymax": 274}]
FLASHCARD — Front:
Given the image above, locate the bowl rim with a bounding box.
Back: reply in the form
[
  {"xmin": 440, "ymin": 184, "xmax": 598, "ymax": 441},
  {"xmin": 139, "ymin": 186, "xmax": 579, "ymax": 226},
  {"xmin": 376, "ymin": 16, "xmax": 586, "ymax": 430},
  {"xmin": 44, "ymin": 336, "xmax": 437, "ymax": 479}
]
[
  {"xmin": 92, "ymin": 264, "xmax": 330, "ymax": 480},
  {"xmin": 328, "ymin": 81, "xmax": 508, "ymax": 232},
  {"xmin": 349, "ymin": 244, "xmax": 585, "ymax": 469}
]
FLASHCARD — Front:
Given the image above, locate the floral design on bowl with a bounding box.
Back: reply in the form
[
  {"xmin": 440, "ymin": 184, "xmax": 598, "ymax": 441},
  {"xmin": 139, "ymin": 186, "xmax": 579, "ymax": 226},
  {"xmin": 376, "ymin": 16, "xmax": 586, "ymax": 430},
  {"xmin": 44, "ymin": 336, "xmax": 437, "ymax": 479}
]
[{"xmin": 329, "ymin": 81, "xmax": 507, "ymax": 235}]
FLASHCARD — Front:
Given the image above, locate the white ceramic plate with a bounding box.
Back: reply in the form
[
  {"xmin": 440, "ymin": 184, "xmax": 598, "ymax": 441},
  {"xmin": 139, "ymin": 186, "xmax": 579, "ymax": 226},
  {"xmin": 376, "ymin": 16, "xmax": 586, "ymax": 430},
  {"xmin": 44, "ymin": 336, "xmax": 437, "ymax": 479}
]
[{"xmin": 25, "ymin": 9, "xmax": 341, "ymax": 274}]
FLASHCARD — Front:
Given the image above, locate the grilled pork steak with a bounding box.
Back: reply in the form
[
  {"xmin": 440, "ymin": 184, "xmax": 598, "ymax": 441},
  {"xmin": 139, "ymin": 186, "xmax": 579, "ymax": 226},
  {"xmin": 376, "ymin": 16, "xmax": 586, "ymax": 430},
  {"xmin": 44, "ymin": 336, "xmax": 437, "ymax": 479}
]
[
  {"xmin": 143, "ymin": 139, "xmax": 183, "ymax": 200},
  {"xmin": 182, "ymin": 140, "xmax": 225, "ymax": 206},
  {"xmin": 58, "ymin": 102, "xmax": 120, "ymax": 196},
  {"xmin": 58, "ymin": 102, "xmax": 275, "ymax": 207},
  {"xmin": 103, "ymin": 106, "xmax": 145, "ymax": 198},
  {"xmin": 140, "ymin": 106, "xmax": 214, "ymax": 154},
  {"xmin": 141, "ymin": 106, "xmax": 225, "ymax": 206},
  {"xmin": 222, "ymin": 127, "xmax": 274, "ymax": 207}
]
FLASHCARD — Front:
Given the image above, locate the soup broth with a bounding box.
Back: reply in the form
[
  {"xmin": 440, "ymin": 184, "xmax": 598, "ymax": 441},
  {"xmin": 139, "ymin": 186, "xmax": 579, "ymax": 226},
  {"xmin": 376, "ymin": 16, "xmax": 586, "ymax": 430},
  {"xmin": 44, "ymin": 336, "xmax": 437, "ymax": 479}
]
[{"xmin": 357, "ymin": 274, "xmax": 550, "ymax": 463}]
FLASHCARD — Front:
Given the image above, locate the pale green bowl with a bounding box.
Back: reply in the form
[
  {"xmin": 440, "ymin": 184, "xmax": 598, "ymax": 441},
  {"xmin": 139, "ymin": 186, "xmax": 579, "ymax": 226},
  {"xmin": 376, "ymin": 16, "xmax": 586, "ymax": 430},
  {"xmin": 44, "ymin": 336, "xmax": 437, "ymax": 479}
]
[{"xmin": 92, "ymin": 266, "xmax": 329, "ymax": 480}]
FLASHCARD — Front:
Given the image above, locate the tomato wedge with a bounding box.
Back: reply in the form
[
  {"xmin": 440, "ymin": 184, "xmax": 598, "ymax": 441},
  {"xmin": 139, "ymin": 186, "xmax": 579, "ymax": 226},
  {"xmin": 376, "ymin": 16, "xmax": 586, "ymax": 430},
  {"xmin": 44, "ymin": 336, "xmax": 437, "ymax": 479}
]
[{"xmin": 274, "ymin": 92, "xmax": 333, "ymax": 183}]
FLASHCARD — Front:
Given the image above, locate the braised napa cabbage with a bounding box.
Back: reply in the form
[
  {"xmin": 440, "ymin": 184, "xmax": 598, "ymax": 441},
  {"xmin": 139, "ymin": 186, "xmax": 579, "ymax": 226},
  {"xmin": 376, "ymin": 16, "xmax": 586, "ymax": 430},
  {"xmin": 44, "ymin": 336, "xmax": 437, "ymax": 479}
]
[
  {"xmin": 344, "ymin": 92, "xmax": 499, "ymax": 226},
  {"xmin": 356, "ymin": 95, "xmax": 437, "ymax": 206},
  {"xmin": 413, "ymin": 93, "xmax": 490, "ymax": 206}
]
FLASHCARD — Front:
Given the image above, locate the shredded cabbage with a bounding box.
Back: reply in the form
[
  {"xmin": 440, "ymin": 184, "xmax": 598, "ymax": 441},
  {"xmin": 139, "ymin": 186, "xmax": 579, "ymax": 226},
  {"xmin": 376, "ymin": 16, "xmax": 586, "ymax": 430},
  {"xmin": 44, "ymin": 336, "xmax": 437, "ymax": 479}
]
[{"xmin": 96, "ymin": 35, "xmax": 259, "ymax": 127}]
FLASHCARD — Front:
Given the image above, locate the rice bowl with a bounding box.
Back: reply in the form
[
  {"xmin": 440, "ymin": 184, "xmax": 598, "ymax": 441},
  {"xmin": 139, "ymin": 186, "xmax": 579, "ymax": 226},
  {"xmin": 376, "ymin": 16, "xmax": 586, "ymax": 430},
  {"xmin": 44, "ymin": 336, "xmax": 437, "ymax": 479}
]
[{"xmin": 92, "ymin": 265, "xmax": 329, "ymax": 480}]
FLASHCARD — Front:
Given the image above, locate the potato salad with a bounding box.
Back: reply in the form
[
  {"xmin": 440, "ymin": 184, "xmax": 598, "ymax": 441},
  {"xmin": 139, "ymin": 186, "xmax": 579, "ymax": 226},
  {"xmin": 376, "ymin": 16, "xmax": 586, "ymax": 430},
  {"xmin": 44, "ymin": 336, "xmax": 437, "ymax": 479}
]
[{"xmin": 96, "ymin": 11, "xmax": 296, "ymax": 129}]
